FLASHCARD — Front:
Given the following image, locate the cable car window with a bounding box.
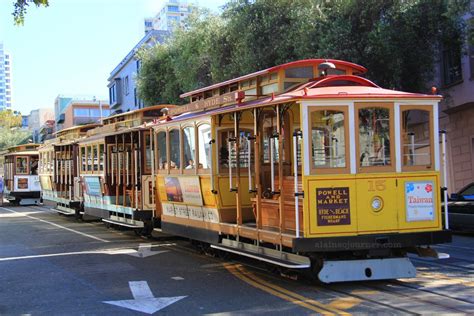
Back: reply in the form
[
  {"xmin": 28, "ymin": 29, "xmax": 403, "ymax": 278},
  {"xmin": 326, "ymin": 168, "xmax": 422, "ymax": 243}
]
[
  {"xmin": 198, "ymin": 124, "xmax": 211, "ymax": 169},
  {"xmin": 156, "ymin": 131, "xmax": 167, "ymax": 170},
  {"xmin": 359, "ymin": 107, "xmax": 391, "ymax": 167},
  {"xmin": 310, "ymin": 110, "xmax": 346, "ymax": 169},
  {"xmin": 183, "ymin": 126, "xmax": 196, "ymax": 170},
  {"xmin": 81, "ymin": 147, "xmax": 86, "ymax": 172},
  {"xmin": 16, "ymin": 157, "xmax": 28, "ymax": 174},
  {"xmin": 218, "ymin": 128, "xmax": 252, "ymax": 170},
  {"xmin": 401, "ymin": 108, "xmax": 432, "ymax": 169},
  {"xmin": 285, "ymin": 66, "xmax": 314, "ymax": 79},
  {"xmin": 144, "ymin": 131, "xmax": 152, "ymax": 173},
  {"xmin": 30, "ymin": 157, "xmax": 38, "ymax": 175},
  {"xmin": 99, "ymin": 144, "xmax": 105, "ymax": 171},
  {"xmin": 169, "ymin": 129, "xmax": 180, "ymax": 169},
  {"xmin": 87, "ymin": 146, "xmax": 93, "ymax": 171},
  {"xmin": 93, "ymin": 145, "xmax": 99, "ymax": 171}
]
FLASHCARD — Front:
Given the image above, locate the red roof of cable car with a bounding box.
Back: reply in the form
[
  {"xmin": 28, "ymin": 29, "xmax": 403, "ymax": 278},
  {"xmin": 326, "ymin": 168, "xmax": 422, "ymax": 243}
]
[
  {"xmin": 180, "ymin": 59, "xmax": 368, "ymax": 98},
  {"xmin": 150, "ymin": 75, "xmax": 441, "ymax": 126}
]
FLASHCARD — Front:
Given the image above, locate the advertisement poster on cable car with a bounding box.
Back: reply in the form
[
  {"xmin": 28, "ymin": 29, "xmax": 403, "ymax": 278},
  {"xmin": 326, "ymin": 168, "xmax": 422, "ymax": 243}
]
[
  {"xmin": 405, "ymin": 181, "xmax": 434, "ymax": 221},
  {"xmin": 165, "ymin": 176, "xmax": 203, "ymax": 206},
  {"xmin": 84, "ymin": 176, "xmax": 102, "ymax": 197}
]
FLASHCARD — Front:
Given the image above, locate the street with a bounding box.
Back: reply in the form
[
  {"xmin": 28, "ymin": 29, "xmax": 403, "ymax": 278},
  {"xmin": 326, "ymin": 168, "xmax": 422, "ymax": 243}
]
[{"xmin": 1, "ymin": 204, "xmax": 473, "ymax": 315}]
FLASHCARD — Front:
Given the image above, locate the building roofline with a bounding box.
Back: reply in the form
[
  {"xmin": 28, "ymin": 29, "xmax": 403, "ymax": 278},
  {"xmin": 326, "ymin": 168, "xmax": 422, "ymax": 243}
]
[{"xmin": 108, "ymin": 30, "xmax": 170, "ymax": 80}]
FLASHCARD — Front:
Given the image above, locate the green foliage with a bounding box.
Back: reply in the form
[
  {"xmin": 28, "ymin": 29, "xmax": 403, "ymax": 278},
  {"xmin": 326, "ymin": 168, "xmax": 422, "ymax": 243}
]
[
  {"xmin": 0, "ymin": 110, "xmax": 32, "ymax": 151},
  {"xmin": 0, "ymin": 128, "xmax": 32, "ymax": 151},
  {"xmin": 137, "ymin": 0, "xmax": 470, "ymax": 105},
  {"xmin": 0, "ymin": 110, "xmax": 23, "ymax": 129},
  {"xmin": 13, "ymin": 0, "xmax": 49, "ymax": 25}
]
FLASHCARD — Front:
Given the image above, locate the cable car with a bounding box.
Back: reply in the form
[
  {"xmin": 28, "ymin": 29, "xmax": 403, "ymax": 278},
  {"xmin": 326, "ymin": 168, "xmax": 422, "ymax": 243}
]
[
  {"xmin": 77, "ymin": 105, "xmax": 172, "ymax": 234},
  {"xmin": 3, "ymin": 144, "xmax": 41, "ymax": 205},
  {"xmin": 150, "ymin": 59, "xmax": 451, "ymax": 283},
  {"xmin": 39, "ymin": 124, "xmax": 100, "ymax": 217}
]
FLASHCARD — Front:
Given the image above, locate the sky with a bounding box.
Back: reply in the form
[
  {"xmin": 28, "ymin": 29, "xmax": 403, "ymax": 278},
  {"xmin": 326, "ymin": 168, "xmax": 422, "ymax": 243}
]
[{"xmin": 0, "ymin": 0, "xmax": 227, "ymax": 115}]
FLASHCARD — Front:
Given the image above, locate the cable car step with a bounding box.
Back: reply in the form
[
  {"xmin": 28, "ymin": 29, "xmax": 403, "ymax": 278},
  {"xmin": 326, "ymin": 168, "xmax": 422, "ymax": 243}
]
[
  {"xmin": 102, "ymin": 216, "xmax": 144, "ymax": 229},
  {"xmin": 55, "ymin": 205, "xmax": 76, "ymax": 216},
  {"xmin": 318, "ymin": 257, "xmax": 416, "ymax": 283},
  {"xmin": 211, "ymin": 238, "xmax": 310, "ymax": 269}
]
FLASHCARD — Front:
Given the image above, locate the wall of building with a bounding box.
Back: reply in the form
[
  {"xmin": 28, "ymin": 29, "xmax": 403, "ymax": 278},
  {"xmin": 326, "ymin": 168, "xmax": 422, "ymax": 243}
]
[
  {"xmin": 0, "ymin": 43, "xmax": 12, "ymax": 110},
  {"xmin": 61, "ymin": 101, "xmax": 109, "ymax": 130},
  {"xmin": 436, "ymin": 7, "xmax": 474, "ymax": 193}
]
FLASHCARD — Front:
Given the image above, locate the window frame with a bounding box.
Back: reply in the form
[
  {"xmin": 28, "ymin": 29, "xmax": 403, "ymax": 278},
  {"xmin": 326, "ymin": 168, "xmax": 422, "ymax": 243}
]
[
  {"xmin": 168, "ymin": 127, "xmax": 181, "ymax": 174},
  {"xmin": 400, "ymin": 105, "xmax": 434, "ymax": 172},
  {"xmin": 15, "ymin": 156, "xmax": 29, "ymax": 175},
  {"xmin": 182, "ymin": 124, "xmax": 197, "ymax": 175},
  {"xmin": 197, "ymin": 122, "xmax": 212, "ymax": 174},
  {"xmin": 355, "ymin": 102, "xmax": 396, "ymax": 173},
  {"xmin": 307, "ymin": 106, "xmax": 350, "ymax": 175},
  {"xmin": 155, "ymin": 129, "xmax": 169, "ymax": 175}
]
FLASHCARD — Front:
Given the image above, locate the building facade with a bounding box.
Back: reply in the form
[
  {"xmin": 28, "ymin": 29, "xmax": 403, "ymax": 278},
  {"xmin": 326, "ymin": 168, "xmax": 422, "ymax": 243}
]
[
  {"xmin": 55, "ymin": 96, "xmax": 110, "ymax": 131},
  {"xmin": 144, "ymin": 0, "xmax": 194, "ymax": 33},
  {"xmin": 107, "ymin": 30, "xmax": 168, "ymax": 116},
  {"xmin": 26, "ymin": 108, "xmax": 55, "ymax": 143},
  {"xmin": 0, "ymin": 43, "xmax": 12, "ymax": 110},
  {"xmin": 435, "ymin": 6, "xmax": 474, "ymax": 193}
]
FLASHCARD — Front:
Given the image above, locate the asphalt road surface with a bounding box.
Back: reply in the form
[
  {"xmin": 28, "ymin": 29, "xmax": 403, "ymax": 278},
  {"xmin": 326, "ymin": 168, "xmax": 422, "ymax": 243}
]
[{"xmin": 1, "ymin": 205, "xmax": 473, "ymax": 315}]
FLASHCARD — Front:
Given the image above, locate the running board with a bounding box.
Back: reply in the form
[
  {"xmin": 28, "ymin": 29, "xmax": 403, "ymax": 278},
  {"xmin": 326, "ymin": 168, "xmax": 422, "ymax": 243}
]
[
  {"xmin": 318, "ymin": 257, "xmax": 416, "ymax": 283},
  {"xmin": 55, "ymin": 205, "xmax": 76, "ymax": 216},
  {"xmin": 102, "ymin": 216, "xmax": 144, "ymax": 229},
  {"xmin": 211, "ymin": 239, "xmax": 310, "ymax": 269},
  {"xmin": 19, "ymin": 198, "xmax": 40, "ymax": 206}
]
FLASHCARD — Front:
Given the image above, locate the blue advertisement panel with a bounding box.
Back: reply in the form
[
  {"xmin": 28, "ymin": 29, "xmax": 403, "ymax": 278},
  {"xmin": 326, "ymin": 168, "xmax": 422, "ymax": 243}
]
[{"xmin": 84, "ymin": 176, "xmax": 102, "ymax": 197}]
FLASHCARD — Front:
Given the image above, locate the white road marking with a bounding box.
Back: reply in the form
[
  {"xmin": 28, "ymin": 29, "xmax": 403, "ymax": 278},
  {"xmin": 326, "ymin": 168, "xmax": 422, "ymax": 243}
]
[
  {"xmin": 0, "ymin": 244, "xmax": 173, "ymax": 262},
  {"xmin": 0, "ymin": 206, "xmax": 110, "ymax": 243},
  {"xmin": 127, "ymin": 243, "xmax": 169, "ymax": 258},
  {"xmin": 171, "ymin": 276, "xmax": 184, "ymax": 280},
  {"xmin": 0, "ymin": 247, "xmax": 141, "ymax": 262},
  {"xmin": 103, "ymin": 281, "xmax": 186, "ymax": 314}
]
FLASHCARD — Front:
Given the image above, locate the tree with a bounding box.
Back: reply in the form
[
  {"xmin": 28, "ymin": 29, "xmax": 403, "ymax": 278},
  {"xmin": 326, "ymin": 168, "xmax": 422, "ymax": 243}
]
[
  {"xmin": 0, "ymin": 110, "xmax": 31, "ymax": 151},
  {"xmin": 12, "ymin": 0, "xmax": 49, "ymax": 25},
  {"xmin": 137, "ymin": 0, "xmax": 470, "ymax": 105}
]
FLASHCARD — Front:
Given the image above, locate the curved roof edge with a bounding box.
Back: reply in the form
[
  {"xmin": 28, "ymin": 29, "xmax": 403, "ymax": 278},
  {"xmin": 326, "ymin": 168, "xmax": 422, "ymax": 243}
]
[{"xmin": 180, "ymin": 59, "xmax": 367, "ymax": 98}]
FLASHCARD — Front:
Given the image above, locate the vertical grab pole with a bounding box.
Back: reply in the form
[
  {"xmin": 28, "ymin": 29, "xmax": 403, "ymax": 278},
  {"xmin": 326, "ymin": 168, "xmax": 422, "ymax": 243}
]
[
  {"xmin": 209, "ymin": 139, "xmax": 216, "ymax": 194},
  {"xmin": 270, "ymin": 135, "xmax": 275, "ymax": 192},
  {"xmin": 408, "ymin": 132, "xmax": 415, "ymax": 165},
  {"xmin": 247, "ymin": 136, "xmax": 254, "ymax": 192},
  {"xmin": 150, "ymin": 129, "xmax": 155, "ymax": 205},
  {"xmin": 293, "ymin": 131, "xmax": 300, "ymax": 238},
  {"xmin": 228, "ymin": 139, "xmax": 233, "ymax": 191},
  {"xmin": 441, "ymin": 130, "xmax": 449, "ymax": 229}
]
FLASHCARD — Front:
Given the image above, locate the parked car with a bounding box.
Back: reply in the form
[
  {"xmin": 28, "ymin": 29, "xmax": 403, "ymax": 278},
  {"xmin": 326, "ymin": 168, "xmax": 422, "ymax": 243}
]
[{"xmin": 446, "ymin": 182, "xmax": 474, "ymax": 231}]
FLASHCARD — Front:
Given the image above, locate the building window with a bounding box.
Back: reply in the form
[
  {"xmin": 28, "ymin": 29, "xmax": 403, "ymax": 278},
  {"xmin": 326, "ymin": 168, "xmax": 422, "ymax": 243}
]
[
  {"xmin": 168, "ymin": 5, "xmax": 179, "ymax": 12},
  {"xmin": 124, "ymin": 76, "xmax": 129, "ymax": 95},
  {"xmin": 443, "ymin": 46, "xmax": 462, "ymax": 86},
  {"xmin": 136, "ymin": 60, "xmax": 141, "ymax": 74},
  {"xmin": 74, "ymin": 108, "xmax": 90, "ymax": 116},
  {"xmin": 134, "ymin": 88, "xmax": 138, "ymax": 108},
  {"xmin": 109, "ymin": 84, "xmax": 116, "ymax": 104}
]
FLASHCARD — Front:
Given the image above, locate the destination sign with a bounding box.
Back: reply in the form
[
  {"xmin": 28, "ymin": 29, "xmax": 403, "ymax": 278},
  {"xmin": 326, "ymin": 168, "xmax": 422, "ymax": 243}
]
[
  {"xmin": 316, "ymin": 187, "xmax": 351, "ymax": 226},
  {"xmin": 168, "ymin": 91, "xmax": 244, "ymax": 116}
]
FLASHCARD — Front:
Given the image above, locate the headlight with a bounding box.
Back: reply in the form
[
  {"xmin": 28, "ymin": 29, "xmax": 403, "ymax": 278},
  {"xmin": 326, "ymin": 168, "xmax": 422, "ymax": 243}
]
[{"xmin": 371, "ymin": 196, "xmax": 383, "ymax": 212}]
